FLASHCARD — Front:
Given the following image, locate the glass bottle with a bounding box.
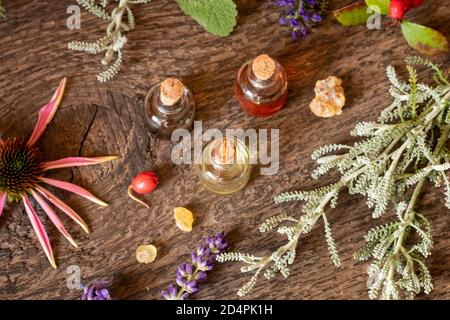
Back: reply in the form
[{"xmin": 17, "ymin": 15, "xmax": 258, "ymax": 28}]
[
  {"xmin": 144, "ymin": 78, "xmax": 195, "ymax": 136},
  {"xmin": 198, "ymin": 137, "xmax": 251, "ymax": 195},
  {"xmin": 235, "ymin": 54, "xmax": 288, "ymax": 118}
]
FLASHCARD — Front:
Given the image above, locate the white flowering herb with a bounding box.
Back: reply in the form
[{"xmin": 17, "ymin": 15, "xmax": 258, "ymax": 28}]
[{"xmin": 217, "ymin": 57, "xmax": 450, "ymax": 299}]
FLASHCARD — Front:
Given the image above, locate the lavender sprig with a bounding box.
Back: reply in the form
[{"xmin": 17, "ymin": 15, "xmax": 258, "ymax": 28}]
[
  {"xmin": 162, "ymin": 232, "xmax": 228, "ymax": 300},
  {"xmin": 80, "ymin": 280, "xmax": 111, "ymax": 300},
  {"xmin": 274, "ymin": 0, "xmax": 328, "ymax": 40}
]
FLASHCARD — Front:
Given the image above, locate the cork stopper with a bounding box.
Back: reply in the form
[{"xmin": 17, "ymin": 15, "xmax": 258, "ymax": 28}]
[
  {"xmin": 252, "ymin": 54, "xmax": 276, "ymax": 81},
  {"xmin": 211, "ymin": 138, "xmax": 236, "ymax": 165},
  {"xmin": 160, "ymin": 78, "xmax": 184, "ymax": 106}
]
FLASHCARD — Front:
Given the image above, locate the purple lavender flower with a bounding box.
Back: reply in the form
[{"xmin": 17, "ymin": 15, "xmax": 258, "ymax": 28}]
[
  {"xmin": 177, "ymin": 263, "xmax": 195, "ymax": 279},
  {"xmin": 194, "ymin": 271, "xmax": 207, "ymax": 282},
  {"xmin": 162, "ymin": 232, "xmax": 228, "ymax": 300},
  {"xmin": 274, "ymin": 0, "xmax": 327, "ymax": 40},
  {"xmin": 191, "ymin": 250, "xmax": 213, "ymax": 271},
  {"xmin": 162, "ymin": 284, "xmax": 188, "ymax": 300},
  {"xmin": 80, "ymin": 280, "xmax": 111, "ymax": 300}
]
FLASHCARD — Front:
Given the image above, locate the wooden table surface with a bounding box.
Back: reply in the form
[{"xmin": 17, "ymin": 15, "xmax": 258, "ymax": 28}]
[{"xmin": 0, "ymin": 0, "xmax": 449, "ymax": 300}]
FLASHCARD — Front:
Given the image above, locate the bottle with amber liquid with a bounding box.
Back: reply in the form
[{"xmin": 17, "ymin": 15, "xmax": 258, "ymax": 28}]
[
  {"xmin": 235, "ymin": 54, "xmax": 288, "ymax": 118},
  {"xmin": 198, "ymin": 137, "xmax": 251, "ymax": 195},
  {"xmin": 145, "ymin": 78, "xmax": 195, "ymax": 136}
]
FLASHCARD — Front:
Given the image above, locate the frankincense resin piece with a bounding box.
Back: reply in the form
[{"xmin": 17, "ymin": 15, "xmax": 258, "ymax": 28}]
[
  {"xmin": 136, "ymin": 244, "xmax": 157, "ymax": 264},
  {"xmin": 309, "ymin": 76, "xmax": 346, "ymax": 118},
  {"xmin": 145, "ymin": 78, "xmax": 196, "ymax": 136},
  {"xmin": 174, "ymin": 207, "xmax": 195, "ymax": 232},
  {"xmin": 235, "ymin": 54, "xmax": 288, "ymax": 118}
]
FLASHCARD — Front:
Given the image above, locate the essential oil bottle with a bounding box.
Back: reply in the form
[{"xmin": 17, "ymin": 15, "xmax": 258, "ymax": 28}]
[
  {"xmin": 145, "ymin": 78, "xmax": 195, "ymax": 136},
  {"xmin": 235, "ymin": 54, "xmax": 288, "ymax": 118},
  {"xmin": 198, "ymin": 137, "xmax": 251, "ymax": 195}
]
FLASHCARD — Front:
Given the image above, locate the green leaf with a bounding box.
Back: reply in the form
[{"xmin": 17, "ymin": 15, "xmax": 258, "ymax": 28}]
[
  {"xmin": 365, "ymin": 0, "xmax": 389, "ymax": 15},
  {"xmin": 0, "ymin": 0, "xmax": 5, "ymax": 18},
  {"xmin": 334, "ymin": 3, "xmax": 371, "ymax": 26},
  {"xmin": 177, "ymin": 0, "xmax": 237, "ymax": 37},
  {"xmin": 401, "ymin": 20, "xmax": 449, "ymax": 56}
]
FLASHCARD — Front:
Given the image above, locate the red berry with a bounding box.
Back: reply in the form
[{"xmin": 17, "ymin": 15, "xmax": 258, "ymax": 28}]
[
  {"xmin": 131, "ymin": 172, "xmax": 159, "ymax": 195},
  {"xmin": 402, "ymin": 0, "xmax": 413, "ymax": 11},
  {"xmin": 389, "ymin": 0, "xmax": 406, "ymax": 20},
  {"xmin": 412, "ymin": 0, "xmax": 424, "ymax": 7}
]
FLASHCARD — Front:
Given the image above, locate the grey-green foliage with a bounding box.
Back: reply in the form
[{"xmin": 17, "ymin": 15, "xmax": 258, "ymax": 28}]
[
  {"xmin": 217, "ymin": 57, "xmax": 450, "ymax": 299},
  {"xmin": 68, "ymin": 0, "xmax": 151, "ymax": 82}
]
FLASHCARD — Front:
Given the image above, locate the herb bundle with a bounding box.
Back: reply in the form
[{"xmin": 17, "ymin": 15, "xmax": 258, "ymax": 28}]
[{"xmin": 218, "ymin": 57, "xmax": 450, "ymax": 299}]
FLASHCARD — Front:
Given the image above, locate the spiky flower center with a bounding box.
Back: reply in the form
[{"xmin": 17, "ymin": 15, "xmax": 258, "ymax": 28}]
[{"xmin": 0, "ymin": 138, "xmax": 44, "ymax": 201}]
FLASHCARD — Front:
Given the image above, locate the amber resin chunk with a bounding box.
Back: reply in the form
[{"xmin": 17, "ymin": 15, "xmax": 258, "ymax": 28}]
[
  {"xmin": 309, "ymin": 76, "xmax": 346, "ymax": 118},
  {"xmin": 160, "ymin": 78, "xmax": 184, "ymax": 106},
  {"xmin": 136, "ymin": 244, "xmax": 157, "ymax": 264},
  {"xmin": 174, "ymin": 207, "xmax": 195, "ymax": 232}
]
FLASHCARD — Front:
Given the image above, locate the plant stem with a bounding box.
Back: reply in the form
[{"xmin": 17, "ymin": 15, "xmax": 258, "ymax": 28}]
[
  {"xmin": 393, "ymin": 109, "xmax": 450, "ymax": 256},
  {"xmin": 394, "ymin": 178, "xmax": 424, "ymax": 255},
  {"xmin": 175, "ymin": 266, "xmax": 200, "ymax": 299}
]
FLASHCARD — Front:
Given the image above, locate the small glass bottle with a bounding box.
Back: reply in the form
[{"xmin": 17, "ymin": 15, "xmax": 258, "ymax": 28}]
[
  {"xmin": 235, "ymin": 54, "xmax": 288, "ymax": 118},
  {"xmin": 145, "ymin": 78, "xmax": 195, "ymax": 136},
  {"xmin": 198, "ymin": 137, "xmax": 251, "ymax": 195}
]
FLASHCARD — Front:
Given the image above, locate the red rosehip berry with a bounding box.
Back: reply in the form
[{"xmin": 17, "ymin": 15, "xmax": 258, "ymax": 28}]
[
  {"xmin": 127, "ymin": 172, "xmax": 159, "ymax": 209},
  {"xmin": 389, "ymin": 0, "xmax": 406, "ymax": 20},
  {"xmin": 412, "ymin": 0, "xmax": 424, "ymax": 7},
  {"xmin": 402, "ymin": 0, "xmax": 413, "ymax": 11},
  {"xmin": 131, "ymin": 172, "xmax": 159, "ymax": 194}
]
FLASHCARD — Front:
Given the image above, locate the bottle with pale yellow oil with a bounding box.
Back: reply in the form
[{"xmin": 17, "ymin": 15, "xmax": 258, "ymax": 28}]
[{"xmin": 198, "ymin": 137, "xmax": 251, "ymax": 195}]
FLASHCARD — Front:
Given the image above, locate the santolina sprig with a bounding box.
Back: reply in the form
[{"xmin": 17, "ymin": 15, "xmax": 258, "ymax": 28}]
[
  {"xmin": 162, "ymin": 233, "xmax": 228, "ymax": 300},
  {"xmin": 218, "ymin": 57, "xmax": 450, "ymax": 299}
]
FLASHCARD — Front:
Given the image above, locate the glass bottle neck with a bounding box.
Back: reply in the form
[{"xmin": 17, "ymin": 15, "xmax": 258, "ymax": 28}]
[
  {"xmin": 207, "ymin": 138, "xmax": 249, "ymax": 172},
  {"xmin": 155, "ymin": 88, "xmax": 186, "ymax": 115},
  {"xmin": 247, "ymin": 61, "xmax": 277, "ymax": 89}
]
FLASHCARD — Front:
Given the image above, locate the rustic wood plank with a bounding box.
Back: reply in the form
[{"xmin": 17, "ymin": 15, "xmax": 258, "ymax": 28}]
[{"xmin": 0, "ymin": 0, "xmax": 449, "ymax": 300}]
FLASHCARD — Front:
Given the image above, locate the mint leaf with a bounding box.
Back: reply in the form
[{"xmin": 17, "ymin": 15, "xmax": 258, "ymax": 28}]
[
  {"xmin": 365, "ymin": 0, "xmax": 389, "ymax": 15},
  {"xmin": 401, "ymin": 20, "xmax": 449, "ymax": 56},
  {"xmin": 177, "ymin": 0, "xmax": 237, "ymax": 37},
  {"xmin": 334, "ymin": 3, "xmax": 371, "ymax": 26}
]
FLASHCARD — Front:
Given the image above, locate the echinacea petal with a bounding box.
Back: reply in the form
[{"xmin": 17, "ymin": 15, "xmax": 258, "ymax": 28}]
[
  {"xmin": 43, "ymin": 156, "xmax": 117, "ymax": 171},
  {"xmin": 31, "ymin": 190, "xmax": 78, "ymax": 248},
  {"xmin": 22, "ymin": 194, "xmax": 57, "ymax": 269},
  {"xmin": 39, "ymin": 177, "xmax": 108, "ymax": 207},
  {"xmin": 36, "ymin": 186, "xmax": 89, "ymax": 234},
  {"xmin": 0, "ymin": 192, "xmax": 6, "ymax": 217},
  {"xmin": 28, "ymin": 78, "xmax": 67, "ymax": 146}
]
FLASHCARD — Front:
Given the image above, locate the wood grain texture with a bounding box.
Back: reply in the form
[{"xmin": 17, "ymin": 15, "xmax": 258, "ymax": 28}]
[{"xmin": 0, "ymin": 0, "xmax": 449, "ymax": 300}]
